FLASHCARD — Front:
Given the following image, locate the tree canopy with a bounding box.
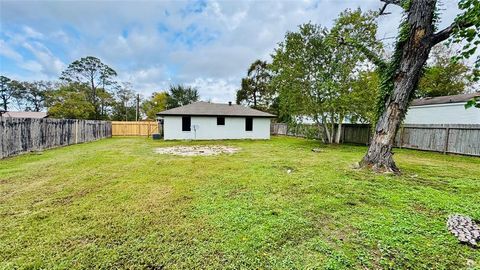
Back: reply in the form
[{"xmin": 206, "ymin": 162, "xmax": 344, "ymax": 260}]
[
  {"xmin": 110, "ymin": 82, "xmax": 137, "ymax": 121},
  {"xmin": 166, "ymin": 85, "xmax": 199, "ymax": 109},
  {"xmin": 60, "ymin": 56, "xmax": 118, "ymax": 119},
  {"xmin": 46, "ymin": 83, "xmax": 96, "ymax": 119},
  {"xmin": 417, "ymin": 45, "xmax": 472, "ymax": 98},
  {"xmin": 0, "ymin": 76, "xmax": 23, "ymax": 111},
  {"xmin": 19, "ymin": 81, "xmax": 53, "ymax": 112},
  {"xmin": 142, "ymin": 92, "xmax": 168, "ymax": 120},
  {"xmin": 236, "ymin": 60, "xmax": 274, "ymax": 111},
  {"xmin": 270, "ymin": 9, "xmax": 381, "ymax": 143}
]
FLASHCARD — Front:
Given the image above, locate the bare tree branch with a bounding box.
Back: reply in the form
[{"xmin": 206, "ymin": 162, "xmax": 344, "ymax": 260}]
[
  {"xmin": 378, "ymin": 0, "xmax": 402, "ymax": 15},
  {"xmin": 378, "ymin": 3, "xmax": 390, "ymax": 15},
  {"xmin": 430, "ymin": 20, "xmax": 474, "ymax": 45},
  {"xmin": 430, "ymin": 24, "xmax": 455, "ymax": 45}
]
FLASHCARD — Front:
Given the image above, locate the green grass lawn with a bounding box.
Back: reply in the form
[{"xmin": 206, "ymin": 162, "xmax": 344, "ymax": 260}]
[{"xmin": 1, "ymin": 137, "xmax": 479, "ymax": 269}]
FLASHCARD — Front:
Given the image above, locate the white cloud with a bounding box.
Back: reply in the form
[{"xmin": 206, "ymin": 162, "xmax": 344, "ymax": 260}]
[
  {"xmin": 22, "ymin": 41, "xmax": 65, "ymax": 77},
  {"xmin": 186, "ymin": 77, "xmax": 238, "ymax": 103},
  {"xmin": 1, "ymin": 25, "xmax": 65, "ymax": 79},
  {"xmin": 117, "ymin": 65, "xmax": 172, "ymax": 96},
  {"xmin": 50, "ymin": 30, "xmax": 71, "ymax": 43},
  {"xmin": 0, "ymin": 40, "xmax": 23, "ymax": 61},
  {"xmin": 22, "ymin": 26, "xmax": 44, "ymax": 39},
  {"xmin": 19, "ymin": 60, "xmax": 43, "ymax": 74},
  {"xmin": 207, "ymin": 0, "xmax": 248, "ymax": 31}
]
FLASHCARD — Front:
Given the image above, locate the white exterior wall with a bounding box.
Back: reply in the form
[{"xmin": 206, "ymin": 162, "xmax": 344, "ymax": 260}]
[
  {"xmin": 163, "ymin": 116, "xmax": 271, "ymax": 140},
  {"xmin": 404, "ymin": 103, "xmax": 480, "ymax": 124}
]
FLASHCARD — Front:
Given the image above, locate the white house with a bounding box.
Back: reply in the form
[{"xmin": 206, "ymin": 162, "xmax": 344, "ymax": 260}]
[
  {"xmin": 404, "ymin": 93, "xmax": 480, "ymax": 124},
  {"xmin": 157, "ymin": 101, "xmax": 275, "ymax": 140}
]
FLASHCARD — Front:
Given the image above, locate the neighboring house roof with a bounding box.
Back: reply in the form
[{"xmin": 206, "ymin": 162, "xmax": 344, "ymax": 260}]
[
  {"xmin": 157, "ymin": 101, "xmax": 276, "ymax": 118},
  {"xmin": 411, "ymin": 92, "xmax": 480, "ymax": 106},
  {"xmin": 2, "ymin": 111, "xmax": 48, "ymax": 118}
]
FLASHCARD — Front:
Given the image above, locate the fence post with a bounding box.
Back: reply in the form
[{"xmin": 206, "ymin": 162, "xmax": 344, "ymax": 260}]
[
  {"xmin": 399, "ymin": 126, "xmax": 404, "ymax": 148},
  {"xmin": 75, "ymin": 120, "xmax": 78, "ymax": 144},
  {"xmin": 443, "ymin": 127, "xmax": 450, "ymax": 154}
]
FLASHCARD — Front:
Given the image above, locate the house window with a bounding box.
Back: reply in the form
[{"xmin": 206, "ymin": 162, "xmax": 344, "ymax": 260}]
[
  {"xmin": 245, "ymin": 117, "xmax": 253, "ymax": 131},
  {"xmin": 182, "ymin": 116, "xmax": 191, "ymax": 131},
  {"xmin": 217, "ymin": 116, "xmax": 225, "ymax": 125}
]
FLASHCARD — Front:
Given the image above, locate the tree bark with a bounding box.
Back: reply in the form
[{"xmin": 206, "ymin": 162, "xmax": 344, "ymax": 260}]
[
  {"xmin": 319, "ymin": 115, "xmax": 332, "ymax": 143},
  {"xmin": 316, "ymin": 122, "xmax": 326, "ymax": 143},
  {"xmin": 360, "ymin": 0, "xmax": 438, "ymax": 173},
  {"xmin": 335, "ymin": 116, "xmax": 343, "ymax": 144},
  {"xmin": 324, "ymin": 123, "xmax": 332, "ymax": 143}
]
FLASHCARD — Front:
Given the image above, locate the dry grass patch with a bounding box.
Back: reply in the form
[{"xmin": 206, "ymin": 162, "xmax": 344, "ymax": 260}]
[{"xmin": 154, "ymin": 145, "xmax": 239, "ymax": 156}]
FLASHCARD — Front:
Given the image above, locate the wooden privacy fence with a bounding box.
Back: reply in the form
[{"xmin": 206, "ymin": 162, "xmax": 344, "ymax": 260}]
[
  {"xmin": 396, "ymin": 124, "xmax": 480, "ymax": 156},
  {"xmin": 111, "ymin": 121, "xmax": 159, "ymax": 136},
  {"xmin": 271, "ymin": 123, "xmax": 480, "ymax": 156},
  {"xmin": 1, "ymin": 117, "xmax": 112, "ymax": 159}
]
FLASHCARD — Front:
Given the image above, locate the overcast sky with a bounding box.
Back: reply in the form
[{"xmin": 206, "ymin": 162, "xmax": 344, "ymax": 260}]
[{"xmin": 0, "ymin": 0, "xmax": 462, "ymax": 102}]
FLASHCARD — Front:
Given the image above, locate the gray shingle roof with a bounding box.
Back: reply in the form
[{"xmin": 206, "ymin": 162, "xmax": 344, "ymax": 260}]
[
  {"xmin": 411, "ymin": 92, "xmax": 480, "ymax": 106},
  {"xmin": 157, "ymin": 101, "xmax": 276, "ymax": 118}
]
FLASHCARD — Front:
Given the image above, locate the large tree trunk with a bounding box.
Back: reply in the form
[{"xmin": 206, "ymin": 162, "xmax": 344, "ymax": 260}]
[{"xmin": 360, "ymin": 0, "xmax": 438, "ymax": 173}]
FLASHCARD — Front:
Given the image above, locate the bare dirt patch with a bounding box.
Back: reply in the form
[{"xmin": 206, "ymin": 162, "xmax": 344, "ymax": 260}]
[{"xmin": 154, "ymin": 145, "xmax": 239, "ymax": 156}]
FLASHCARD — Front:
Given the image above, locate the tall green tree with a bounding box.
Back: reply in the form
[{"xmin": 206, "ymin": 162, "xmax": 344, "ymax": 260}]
[
  {"xmin": 349, "ymin": 70, "xmax": 380, "ymax": 124},
  {"xmin": 111, "ymin": 82, "xmax": 137, "ymax": 121},
  {"xmin": 355, "ymin": 0, "xmax": 480, "ymax": 173},
  {"xmin": 60, "ymin": 56, "xmax": 117, "ymax": 119},
  {"xmin": 46, "ymin": 83, "xmax": 96, "ymax": 119},
  {"xmin": 45, "ymin": 82, "xmax": 116, "ymax": 120},
  {"xmin": 270, "ymin": 23, "xmax": 327, "ymax": 139},
  {"xmin": 0, "ymin": 75, "xmax": 23, "ymax": 111},
  {"xmin": 20, "ymin": 81, "xmax": 53, "ymax": 112},
  {"xmin": 166, "ymin": 85, "xmax": 199, "ymax": 109},
  {"xmin": 142, "ymin": 91, "xmax": 168, "ymax": 120},
  {"xmin": 97, "ymin": 88, "xmax": 115, "ymax": 119},
  {"xmin": 270, "ymin": 10, "xmax": 380, "ymax": 143},
  {"xmin": 0, "ymin": 76, "xmax": 13, "ymax": 111},
  {"xmin": 417, "ymin": 45, "xmax": 472, "ymax": 97},
  {"xmin": 329, "ymin": 9, "xmax": 381, "ymax": 142},
  {"xmin": 236, "ymin": 60, "xmax": 273, "ymax": 110}
]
